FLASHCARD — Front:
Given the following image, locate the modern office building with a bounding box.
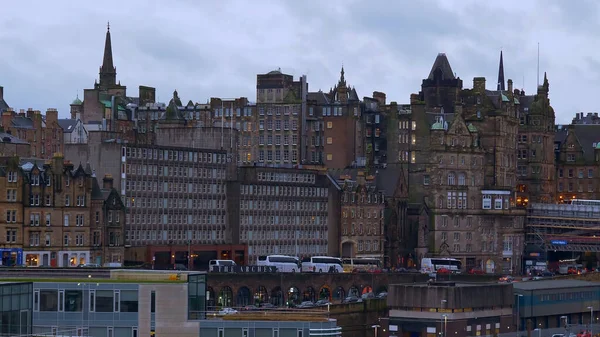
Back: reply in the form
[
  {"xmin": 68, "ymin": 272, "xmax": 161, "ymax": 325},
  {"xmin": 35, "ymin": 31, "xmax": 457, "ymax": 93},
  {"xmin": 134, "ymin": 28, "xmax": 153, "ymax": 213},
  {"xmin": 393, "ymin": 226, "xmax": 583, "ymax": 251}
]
[
  {"xmin": 513, "ymin": 279, "xmax": 600, "ymax": 330},
  {"xmin": 0, "ymin": 282, "xmax": 33, "ymax": 337},
  {"xmin": 381, "ymin": 281, "xmax": 514, "ymax": 337}
]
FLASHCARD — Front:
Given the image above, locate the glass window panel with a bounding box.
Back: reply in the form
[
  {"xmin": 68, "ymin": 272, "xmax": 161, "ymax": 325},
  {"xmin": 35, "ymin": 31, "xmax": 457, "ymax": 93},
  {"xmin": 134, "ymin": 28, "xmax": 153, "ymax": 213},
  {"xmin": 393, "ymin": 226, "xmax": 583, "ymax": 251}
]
[
  {"xmin": 39, "ymin": 290, "xmax": 58, "ymax": 311},
  {"xmin": 95, "ymin": 290, "xmax": 114, "ymax": 312},
  {"xmin": 120, "ymin": 290, "xmax": 138, "ymax": 313},
  {"xmin": 65, "ymin": 290, "xmax": 83, "ymax": 312}
]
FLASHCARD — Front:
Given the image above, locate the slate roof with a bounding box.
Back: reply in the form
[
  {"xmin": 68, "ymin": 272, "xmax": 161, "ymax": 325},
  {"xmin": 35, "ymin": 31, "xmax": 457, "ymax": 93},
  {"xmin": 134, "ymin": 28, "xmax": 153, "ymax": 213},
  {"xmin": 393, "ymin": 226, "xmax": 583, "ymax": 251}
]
[
  {"xmin": 307, "ymin": 91, "xmax": 331, "ymax": 105},
  {"xmin": 428, "ymin": 53, "xmax": 455, "ymax": 81},
  {"xmin": 0, "ymin": 98, "xmax": 8, "ymax": 112},
  {"xmin": 0, "ymin": 132, "xmax": 29, "ymax": 144},
  {"xmin": 91, "ymin": 176, "xmax": 108, "ymax": 200},
  {"xmin": 10, "ymin": 116, "xmax": 34, "ymax": 129},
  {"xmin": 513, "ymin": 279, "xmax": 598, "ymax": 291},
  {"xmin": 556, "ymin": 124, "xmax": 600, "ymax": 163},
  {"xmin": 57, "ymin": 119, "xmax": 78, "ymax": 134}
]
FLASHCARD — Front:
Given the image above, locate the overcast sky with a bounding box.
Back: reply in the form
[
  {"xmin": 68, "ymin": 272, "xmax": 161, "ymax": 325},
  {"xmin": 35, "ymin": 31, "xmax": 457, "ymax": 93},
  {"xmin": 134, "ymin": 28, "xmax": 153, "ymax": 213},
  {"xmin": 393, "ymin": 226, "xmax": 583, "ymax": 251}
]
[{"xmin": 0, "ymin": 0, "xmax": 597, "ymax": 123}]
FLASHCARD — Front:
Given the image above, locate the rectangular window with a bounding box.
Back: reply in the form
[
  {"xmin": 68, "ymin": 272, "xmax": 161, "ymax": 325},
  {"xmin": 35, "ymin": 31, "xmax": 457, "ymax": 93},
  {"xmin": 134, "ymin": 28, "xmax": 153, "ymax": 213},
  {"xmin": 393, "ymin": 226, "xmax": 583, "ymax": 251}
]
[
  {"xmin": 132, "ymin": 328, "xmax": 138, "ymax": 337},
  {"xmin": 298, "ymin": 330, "xmax": 304, "ymax": 337},
  {"xmin": 482, "ymin": 195, "xmax": 492, "ymax": 210},
  {"xmin": 273, "ymin": 329, "xmax": 279, "ymax": 337},
  {"xmin": 243, "ymin": 328, "xmax": 249, "ymax": 337},
  {"xmin": 33, "ymin": 290, "xmax": 40, "ymax": 312},
  {"xmin": 58, "ymin": 290, "xmax": 65, "ymax": 312},
  {"xmin": 107, "ymin": 327, "xmax": 114, "ymax": 337},
  {"xmin": 151, "ymin": 291, "xmax": 156, "ymax": 313},
  {"xmin": 120, "ymin": 290, "xmax": 138, "ymax": 312},
  {"xmin": 96, "ymin": 290, "xmax": 114, "ymax": 312},
  {"xmin": 89, "ymin": 290, "xmax": 96, "ymax": 312},
  {"xmin": 218, "ymin": 328, "xmax": 224, "ymax": 337},
  {"xmin": 40, "ymin": 290, "xmax": 59, "ymax": 312},
  {"xmin": 114, "ymin": 290, "xmax": 121, "ymax": 313},
  {"xmin": 65, "ymin": 290, "xmax": 83, "ymax": 312}
]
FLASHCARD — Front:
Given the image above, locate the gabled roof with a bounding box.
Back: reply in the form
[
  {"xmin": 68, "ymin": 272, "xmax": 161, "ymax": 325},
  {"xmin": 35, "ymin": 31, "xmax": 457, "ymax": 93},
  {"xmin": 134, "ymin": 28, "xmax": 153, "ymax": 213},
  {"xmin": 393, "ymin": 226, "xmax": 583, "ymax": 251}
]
[
  {"xmin": 556, "ymin": 125, "xmax": 600, "ymax": 163},
  {"xmin": 10, "ymin": 115, "xmax": 34, "ymax": 129},
  {"xmin": 58, "ymin": 119, "xmax": 78, "ymax": 133}
]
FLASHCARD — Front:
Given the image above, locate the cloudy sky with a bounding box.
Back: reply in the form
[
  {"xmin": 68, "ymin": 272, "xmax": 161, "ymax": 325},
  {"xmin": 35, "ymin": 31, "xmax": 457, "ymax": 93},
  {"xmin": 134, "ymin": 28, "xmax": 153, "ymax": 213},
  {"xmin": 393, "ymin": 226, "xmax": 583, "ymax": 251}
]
[{"xmin": 0, "ymin": 0, "xmax": 596, "ymax": 123}]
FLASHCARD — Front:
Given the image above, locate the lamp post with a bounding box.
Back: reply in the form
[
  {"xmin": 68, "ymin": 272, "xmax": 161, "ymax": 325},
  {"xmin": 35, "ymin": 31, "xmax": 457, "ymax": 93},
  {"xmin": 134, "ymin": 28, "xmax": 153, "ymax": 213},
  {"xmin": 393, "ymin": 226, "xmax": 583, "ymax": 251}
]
[
  {"xmin": 372, "ymin": 324, "xmax": 380, "ymax": 337},
  {"xmin": 440, "ymin": 300, "xmax": 447, "ymax": 337},
  {"xmin": 442, "ymin": 314, "xmax": 448, "ymax": 337},
  {"xmin": 587, "ymin": 306, "xmax": 593, "ymax": 337},
  {"xmin": 516, "ymin": 294, "xmax": 523, "ymax": 333}
]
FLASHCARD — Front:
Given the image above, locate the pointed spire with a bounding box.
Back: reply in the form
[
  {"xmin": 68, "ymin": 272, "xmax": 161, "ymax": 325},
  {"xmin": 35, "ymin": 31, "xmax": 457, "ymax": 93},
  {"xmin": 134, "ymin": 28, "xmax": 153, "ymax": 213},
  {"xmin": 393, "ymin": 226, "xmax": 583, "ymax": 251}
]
[
  {"xmin": 338, "ymin": 65, "xmax": 346, "ymax": 87},
  {"xmin": 99, "ymin": 22, "xmax": 116, "ymax": 87},
  {"xmin": 497, "ymin": 50, "xmax": 505, "ymax": 91}
]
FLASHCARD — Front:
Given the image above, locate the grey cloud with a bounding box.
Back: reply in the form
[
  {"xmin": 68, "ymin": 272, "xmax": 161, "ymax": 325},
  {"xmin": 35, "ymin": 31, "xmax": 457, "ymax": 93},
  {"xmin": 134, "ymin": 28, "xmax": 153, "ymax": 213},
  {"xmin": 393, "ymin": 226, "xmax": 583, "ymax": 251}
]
[{"xmin": 0, "ymin": 0, "xmax": 598, "ymax": 122}]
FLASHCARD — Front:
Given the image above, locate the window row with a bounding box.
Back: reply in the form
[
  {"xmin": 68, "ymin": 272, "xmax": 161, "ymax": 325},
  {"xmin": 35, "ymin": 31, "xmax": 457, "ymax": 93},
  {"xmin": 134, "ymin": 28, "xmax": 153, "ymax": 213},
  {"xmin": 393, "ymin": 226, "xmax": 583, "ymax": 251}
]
[
  {"xmin": 342, "ymin": 192, "xmax": 384, "ymax": 204},
  {"xmin": 240, "ymin": 215, "xmax": 327, "ymax": 226},
  {"xmin": 126, "ymin": 213, "xmax": 226, "ymax": 225},
  {"xmin": 124, "ymin": 147, "xmax": 227, "ymax": 164},
  {"xmin": 126, "ymin": 229, "xmax": 224, "ymax": 242},
  {"xmin": 240, "ymin": 200, "xmax": 327, "ymax": 212},
  {"xmin": 125, "ymin": 163, "xmax": 227, "ymax": 180},
  {"xmin": 342, "ymin": 208, "xmax": 384, "ymax": 219},
  {"xmin": 439, "ymin": 216, "xmax": 474, "ymax": 228},
  {"xmin": 241, "ymin": 230, "xmax": 327, "ymax": 241},
  {"xmin": 28, "ymin": 232, "xmax": 85, "ymax": 247},
  {"xmin": 34, "ymin": 289, "xmax": 138, "ymax": 313},
  {"xmin": 24, "ymin": 194, "xmax": 86, "ymax": 207},
  {"xmin": 342, "ymin": 223, "xmax": 379, "ymax": 236},
  {"xmin": 258, "ymin": 149, "xmax": 299, "ymax": 162},
  {"xmin": 241, "ymin": 185, "xmax": 327, "ymax": 198},
  {"xmin": 248, "ymin": 243, "xmax": 327, "ymax": 258},
  {"xmin": 558, "ymin": 182, "xmax": 594, "ymax": 193},
  {"xmin": 258, "ymin": 119, "xmax": 298, "ymax": 131},
  {"xmin": 126, "ymin": 181, "xmax": 226, "ymax": 195},
  {"xmin": 440, "ymin": 231, "xmax": 473, "ymax": 242},
  {"xmin": 558, "ymin": 168, "xmax": 594, "ymax": 179},
  {"xmin": 128, "ymin": 197, "xmax": 226, "ymax": 210}
]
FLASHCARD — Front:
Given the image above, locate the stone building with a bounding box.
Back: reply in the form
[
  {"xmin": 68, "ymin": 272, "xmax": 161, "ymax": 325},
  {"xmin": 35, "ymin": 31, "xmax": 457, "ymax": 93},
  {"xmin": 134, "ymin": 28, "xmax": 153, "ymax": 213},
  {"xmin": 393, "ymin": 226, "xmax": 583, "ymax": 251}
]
[
  {"xmin": 0, "ymin": 86, "xmax": 9, "ymax": 113},
  {"xmin": 398, "ymin": 53, "xmax": 526, "ymax": 273},
  {"xmin": 554, "ymin": 123, "xmax": 600, "ymax": 201},
  {"xmin": 0, "ymin": 108, "xmax": 64, "ymax": 159},
  {"xmin": 234, "ymin": 166, "xmax": 340, "ymax": 263},
  {"xmin": 335, "ymin": 170, "xmax": 385, "ymax": 259},
  {"xmin": 0, "ymin": 154, "xmax": 124, "ymax": 267},
  {"xmin": 90, "ymin": 174, "xmax": 126, "ymax": 265}
]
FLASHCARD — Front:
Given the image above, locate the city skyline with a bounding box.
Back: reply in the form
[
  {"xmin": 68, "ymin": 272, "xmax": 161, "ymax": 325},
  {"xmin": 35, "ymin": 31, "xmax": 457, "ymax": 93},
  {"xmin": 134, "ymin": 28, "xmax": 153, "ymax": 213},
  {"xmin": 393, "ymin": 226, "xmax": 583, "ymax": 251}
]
[{"xmin": 0, "ymin": 0, "xmax": 595, "ymax": 123}]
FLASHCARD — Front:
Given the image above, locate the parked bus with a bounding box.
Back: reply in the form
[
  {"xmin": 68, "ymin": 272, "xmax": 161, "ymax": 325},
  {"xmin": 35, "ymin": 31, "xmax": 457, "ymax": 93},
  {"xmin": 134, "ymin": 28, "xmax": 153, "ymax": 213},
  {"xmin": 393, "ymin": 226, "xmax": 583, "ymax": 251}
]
[
  {"xmin": 301, "ymin": 256, "xmax": 343, "ymax": 273},
  {"xmin": 558, "ymin": 259, "xmax": 584, "ymax": 275},
  {"xmin": 257, "ymin": 255, "xmax": 301, "ymax": 273},
  {"xmin": 420, "ymin": 257, "xmax": 462, "ymax": 274},
  {"xmin": 570, "ymin": 199, "xmax": 600, "ymax": 206},
  {"xmin": 342, "ymin": 258, "xmax": 382, "ymax": 272}
]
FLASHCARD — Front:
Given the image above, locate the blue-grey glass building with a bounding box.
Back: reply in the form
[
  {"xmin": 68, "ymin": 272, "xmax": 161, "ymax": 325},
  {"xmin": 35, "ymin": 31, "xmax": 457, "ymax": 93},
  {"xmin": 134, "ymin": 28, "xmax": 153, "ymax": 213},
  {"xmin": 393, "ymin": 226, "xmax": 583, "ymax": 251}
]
[{"xmin": 0, "ymin": 282, "xmax": 33, "ymax": 337}]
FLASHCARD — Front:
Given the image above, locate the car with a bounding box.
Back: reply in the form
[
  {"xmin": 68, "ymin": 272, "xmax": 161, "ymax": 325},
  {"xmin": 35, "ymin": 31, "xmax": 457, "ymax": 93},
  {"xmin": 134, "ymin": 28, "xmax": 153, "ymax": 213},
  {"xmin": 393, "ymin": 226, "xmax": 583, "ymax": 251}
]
[
  {"xmin": 499, "ymin": 276, "xmax": 514, "ymax": 283},
  {"xmin": 342, "ymin": 295, "xmax": 361, "ymax": 303},
  {"xmin": 297, "ymin": 301, "xmax": 315, "ymax": 308},
  {"xmin": 377, "ymin": 292, "xmax": 388, "ymax": 299},
  {"xmin": 315, "ymin": 299, "xmax": 331, "ymax": 306},
  {"xmin": 218, "ymin": 308, "xmax": 238, "ymax": 315},
  {"xmin": 361, "ymin": 292, "xmax": 375, "ymax": 300},
  {"xmin": 468, "ymin": 268, "xmax": 485, "ymax": 275},
  {"xmin": 259, "ymin": 303, "xmax": 276, "ymax": 309},
  {"xmin": 78, "ymin": 263, "xmax": 101, "ymax": 268}
]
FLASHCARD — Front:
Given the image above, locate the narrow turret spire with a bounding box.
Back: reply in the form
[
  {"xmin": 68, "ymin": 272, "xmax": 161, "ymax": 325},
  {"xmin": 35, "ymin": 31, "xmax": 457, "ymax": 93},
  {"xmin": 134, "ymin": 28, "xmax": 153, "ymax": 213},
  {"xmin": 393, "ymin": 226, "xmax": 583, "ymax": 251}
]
[
  {"xmin": 99, "ymin": 23, "xmax": 116, "ymax": 87},
  {"xmin": 497, "ymin": 50, "xmax": 505, "ymax": 91}
]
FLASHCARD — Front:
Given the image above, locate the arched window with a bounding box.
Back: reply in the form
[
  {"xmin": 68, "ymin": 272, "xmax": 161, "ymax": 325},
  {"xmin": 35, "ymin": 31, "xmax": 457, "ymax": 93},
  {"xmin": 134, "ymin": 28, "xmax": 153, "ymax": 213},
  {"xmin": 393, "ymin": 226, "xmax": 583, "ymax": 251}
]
[
  {"xmin": 447, "ymin": 172, "xmax": 456, "ymax": 185},
  {"xmin": 458, "ymin": 173, "xmax": 466, "ymax": 186}
]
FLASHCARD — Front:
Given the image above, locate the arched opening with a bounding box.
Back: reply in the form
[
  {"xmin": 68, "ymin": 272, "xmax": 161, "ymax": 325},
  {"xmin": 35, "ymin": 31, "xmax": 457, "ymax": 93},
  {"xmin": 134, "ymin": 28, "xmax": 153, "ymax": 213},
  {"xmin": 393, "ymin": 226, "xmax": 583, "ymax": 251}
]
[
  {"xmin": 218, "ymin": 286, "xmax": 233, "ymax": 308},
  {"xmin": 236, "ymin": 286, "xmax": 252, "ymax": 307},
  {"xmin": 287, "ymin": 286, "xmax": 300, "ymax": 306},
  {"xmin": 362, "ymin": 285, "xmax": 373, "ymax": 295},
  {"xmin": 319, "ymin": 286, "xmax": 331, "ymax": 301},
  {"xmin": 333, "ymin": 286, "xmax": 345, "ymax": 302},
  {"xmin": 303, "ymin": 286, "xmax": 316, "ymax": 302},
  {"xmin": 206, "ymin": 287, "xmax": 216, "ymax": 309},
  {"xmin": 270, "ymin": 287, "xmax": 284, "ymax": 307},
  {"xmin": 341, "ymin": 241, "xmax": 354, "ymax": 258},
  {"xmin": 375, "ymin": 286, "xmax": 387, "ymax": 295},
  {"xmin": 486, "ymin": 259, "xmax": 496, "ymax": 274},
  {"xmin": 348, "ymin": 286, "xmax": 360, "ymax": 297},
  {"xmin": 255, "ymin": 286, "xmax": 268, "ymax": 304}
]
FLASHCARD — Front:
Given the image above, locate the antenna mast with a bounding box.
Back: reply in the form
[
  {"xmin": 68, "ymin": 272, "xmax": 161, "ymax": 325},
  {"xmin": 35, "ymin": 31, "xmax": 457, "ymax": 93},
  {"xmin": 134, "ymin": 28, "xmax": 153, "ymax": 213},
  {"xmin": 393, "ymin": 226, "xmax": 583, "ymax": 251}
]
[{"xmin": 537, "ymin": 42, "xmax": 540, "ymax": 87}]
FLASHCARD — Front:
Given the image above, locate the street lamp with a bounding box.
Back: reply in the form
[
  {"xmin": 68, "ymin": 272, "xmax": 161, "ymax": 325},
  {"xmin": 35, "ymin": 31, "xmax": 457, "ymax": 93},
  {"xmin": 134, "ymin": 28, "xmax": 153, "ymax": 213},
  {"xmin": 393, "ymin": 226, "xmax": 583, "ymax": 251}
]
[
  {"xmin": 442, "ymin": 314, "xmax": 448, "ymax": 337},
  {"xmin": 372, "ymin": 325, "xmax": 381, "ymax": 337},
  {"xmin": 516, "ymin": 294, "xmax": 523, "ymax": 332},
  {"xmin": 587, "ymin": 306, "xmax": 593, "ymax": 337},
  {"xmin": 440, "ymin": 300, "xmax": 447, "ymax": 337}
]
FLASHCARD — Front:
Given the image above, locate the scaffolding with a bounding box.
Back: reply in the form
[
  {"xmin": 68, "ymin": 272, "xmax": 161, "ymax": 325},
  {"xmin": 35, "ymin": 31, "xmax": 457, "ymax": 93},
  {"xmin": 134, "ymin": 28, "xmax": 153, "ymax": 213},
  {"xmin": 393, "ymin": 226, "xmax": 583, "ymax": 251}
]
[{"xmin": 526, "ymin": 203, "xmax": 600, "ymax": 253}]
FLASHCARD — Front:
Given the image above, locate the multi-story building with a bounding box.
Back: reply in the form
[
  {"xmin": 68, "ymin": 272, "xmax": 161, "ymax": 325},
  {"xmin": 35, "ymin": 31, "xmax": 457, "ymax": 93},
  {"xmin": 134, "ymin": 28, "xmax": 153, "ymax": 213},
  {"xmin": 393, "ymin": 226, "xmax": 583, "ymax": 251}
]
[
  {"xmin": 571, "ymin": 112, "xmax": 600, "ymax": 125},
  {"xmin": 0, "ymin": 154, "xmax": 125, "ymax": 267},
  {"xmin": 335, "ymin": 170, "xmax": 385, "ymax": 259},
  {"xmin": 90, "ymin": 173, "xmax": 126, "ymax": 265},
  {"xmin": 403, "ymin": 53, "xmax": 525, "ymax": 273},
  {"xmin": 513, "ymin": 61, "xmax": 556, "ymax": 204},
  {"xmin": 21, "ymin": 156, "xmax": 94, "ymax": 267},
  {"xmin": 58, "ymin": 117, "xmax": 88, "ymax": 144},
  {"xmin": 554, "ymin": 122, "xmax": 600, "ymax": 201},
  {"xmin": 64, "ymin": 128, "xmax": 244, "ymax": 269},
  {"xmin": 362, "ymin": 94, "xmax": 388, "ymax": 170},
  {"xmin": 0, "ymin": 156, "xmax": 25, "ymax": 266},
  {"xmin": 234, "ymin": 166, "xmax": 340, "ymax": 263},
  {"xmin": 255, "ymin": 70, "xmax": 307, "ymax": 166},
  {"xmin": 0, "ymin": 108, "xmax": 64, "ymax": 159}
]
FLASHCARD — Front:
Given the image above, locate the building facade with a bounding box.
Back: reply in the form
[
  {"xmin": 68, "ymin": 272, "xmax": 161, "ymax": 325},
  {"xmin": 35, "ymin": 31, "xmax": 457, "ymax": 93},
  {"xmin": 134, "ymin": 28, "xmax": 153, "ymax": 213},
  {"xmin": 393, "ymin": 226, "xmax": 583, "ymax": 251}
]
[
  {"xmin": 0, "ymin": 155, "xmax": 124, "ymax": 267},
  {"xmin": 0, "ymin": 108, "xmax": 64, "ymax": 159},
  {"xmin": 90, "ymin": 174, "xmax": 126, "ymax": 265},
  {"xmin": 401, "ymin": 53, "xmax": 526, "ymax": 273},
  {"xmin": 0, "ymin": 282, "xmax": 33, "ymax": 336},
  {"xmin": 235, "ymin": 166, "xmax": 339, "ymax": 263},
  {"xmin": 336, "ymin": 171, "xmax": 385, "ymax": 259}
]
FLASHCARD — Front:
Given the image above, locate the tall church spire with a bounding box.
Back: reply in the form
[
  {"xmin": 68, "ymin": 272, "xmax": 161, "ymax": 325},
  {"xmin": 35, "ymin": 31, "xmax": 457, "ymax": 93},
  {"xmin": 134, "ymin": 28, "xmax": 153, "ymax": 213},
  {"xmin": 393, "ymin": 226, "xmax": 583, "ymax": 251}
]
[
  {"xmin": 99, "ymin": 22, "xmax": 116, "ymax": 88},
  {"xmin": 497, "ymin": 50, "xmax": 505, "ymax": 91}
]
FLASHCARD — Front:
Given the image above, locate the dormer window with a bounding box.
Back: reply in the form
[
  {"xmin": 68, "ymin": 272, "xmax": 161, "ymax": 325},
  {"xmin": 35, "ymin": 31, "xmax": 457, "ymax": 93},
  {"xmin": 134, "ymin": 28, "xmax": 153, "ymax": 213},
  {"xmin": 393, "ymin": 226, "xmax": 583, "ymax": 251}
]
[
  {"xmin": 31, "ymin": 174, "xmax": 40, "ymax": 186},
  {"xmin": 7, "ymin": 171, "xmax": 17, "ymax": 183},
  {"xmin": 567, "ymin": 154, "xmax": 576, "ymax": 162}
]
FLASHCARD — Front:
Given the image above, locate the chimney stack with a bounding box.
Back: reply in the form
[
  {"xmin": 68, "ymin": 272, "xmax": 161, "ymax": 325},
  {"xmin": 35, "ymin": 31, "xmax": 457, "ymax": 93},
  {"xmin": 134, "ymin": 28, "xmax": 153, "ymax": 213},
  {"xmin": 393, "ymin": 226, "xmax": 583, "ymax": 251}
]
[
  {"xmin": 0, "ymin": 86, "xmax": 3, "ymax": 100},
  {"xmin": 507, "ymin": 79, "xmax": 513, "ymax": 93},
  {"xmin": 103, "ymin": 174, "xmax": 114, "ymax": 190},
  {"xmin": 473, "ymin": 77, "xmax": 486, "ymax": 93},
  {"xmin": 372, "ymin": 91, "xmax": 386, "ymax": 105}
]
